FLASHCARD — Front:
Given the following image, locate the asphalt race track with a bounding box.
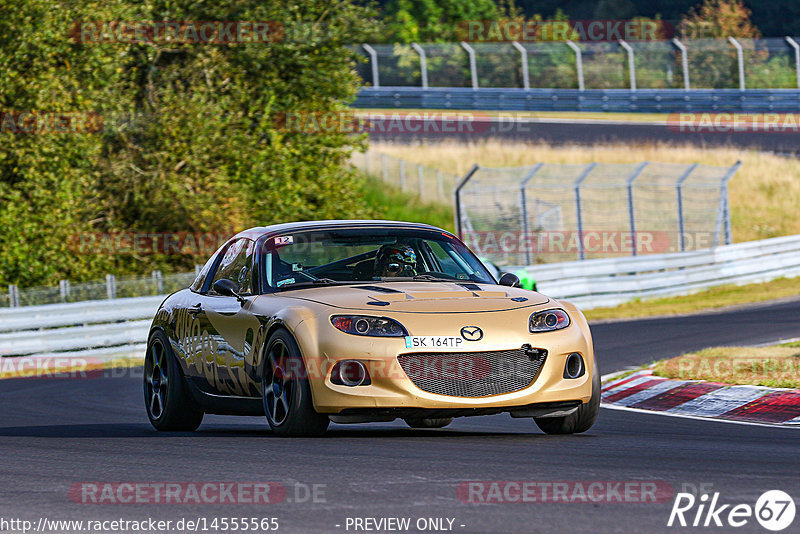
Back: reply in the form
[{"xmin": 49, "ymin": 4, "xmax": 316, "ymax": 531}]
[
  {"xmin": 368, "ymin": 116, "xmax": 800, "ymax": 154},
  {"xmin": 1, "ymin": 298, "xmax": 799, "ymax": 533}
]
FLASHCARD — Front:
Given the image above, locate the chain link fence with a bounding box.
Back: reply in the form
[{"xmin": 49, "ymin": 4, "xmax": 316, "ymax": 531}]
[
  {"xmin": 355, "ymin": 38, "xmax": 800, "ymax": 90},
  {"xmin": 456, "ymin": 161, "xmax": 740, "ymax": 266},
  {"xmin": 350, "ymin": 149, "xmax": 460, "ymax": 202}
]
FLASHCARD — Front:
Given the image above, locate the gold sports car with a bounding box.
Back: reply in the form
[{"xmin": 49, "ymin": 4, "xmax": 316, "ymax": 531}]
[{"xmin": 144, "ymin": 220, "xmax": 599, "ymax": 436}]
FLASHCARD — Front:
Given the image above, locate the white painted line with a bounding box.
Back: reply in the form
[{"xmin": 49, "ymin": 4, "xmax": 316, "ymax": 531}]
[
  {"xmin": 601, "ymin": 403, "xmax": 800, "ymax": 430},
  {"xmin": 611, "ymin": 379, "xmax": 687, "ymax": 407},
  {"xmin": 666, "ymin": 385, "xmax": 769, "ymax": 417}
]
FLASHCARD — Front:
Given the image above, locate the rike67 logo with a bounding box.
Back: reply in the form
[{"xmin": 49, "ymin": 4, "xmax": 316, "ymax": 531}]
[{"xmin": 668, "ymin": 490, "xmax": 795, "ymax": 531}]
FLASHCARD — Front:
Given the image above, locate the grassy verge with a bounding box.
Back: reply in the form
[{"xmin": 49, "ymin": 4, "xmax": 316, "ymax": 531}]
[
  {"xmin": 583, "ymin": 277, "xmax": 800, "ymax": 321},
  {"xmin": 653, "ymin": 342, "xmax": 800, "ymax": 389},
  {"xmin": 358, "ymin": 176, "xmax": 454, "ymax": 233},
  {"xmin": 371, "ymin": 140, "xmax": 800, "ymax": 244}
]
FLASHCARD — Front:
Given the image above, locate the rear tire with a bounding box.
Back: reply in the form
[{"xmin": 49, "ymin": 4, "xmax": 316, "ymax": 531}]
[
  {"xmin": 404, "ymin": 417, "xmax": 454, "ymax": 429},
  {"xmin": 262, "ymin": 329, "xmax": 329, "ymax": 437},
  {"xmin": 534, "ymin": 364, "xmax": 600, "ymax": 435},
  {"xmin": 144, "ymin": 330, "xmax": 204, "ymax": 431}
]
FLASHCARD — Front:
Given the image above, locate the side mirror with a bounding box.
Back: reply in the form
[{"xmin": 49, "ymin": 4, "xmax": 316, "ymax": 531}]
[
  {"xmin": 498, "ymin": 272, "xmax": 521, "ymax": 288},
  {"xmin": 213, "ymin": 279, "xmax": 245, "ymax": 304}
]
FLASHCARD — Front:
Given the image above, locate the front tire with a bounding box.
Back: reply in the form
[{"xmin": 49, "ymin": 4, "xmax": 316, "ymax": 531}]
[
  {"xmin": 143, "ymin": 330, "xmax": 204, "ymax": 431},
  {"xmin": 262, "ymin": 329, "xmax": 329, "ymax": 437},
  {"xmin": 534, "ymin": 364, "xmax": 600, "ymax": 435},
  {"xmin": 404, "ymin": 417, "xmax": 454, "ymax": 429}
]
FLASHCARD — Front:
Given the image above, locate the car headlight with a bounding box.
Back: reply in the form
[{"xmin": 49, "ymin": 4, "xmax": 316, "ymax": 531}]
[
  {"xmin": 331, "ymin": 315, "xmax": 408, "ymax": 337},
  {"xmin": 529, "ymin": 309, "xmax": 570, "ymax": 333}
]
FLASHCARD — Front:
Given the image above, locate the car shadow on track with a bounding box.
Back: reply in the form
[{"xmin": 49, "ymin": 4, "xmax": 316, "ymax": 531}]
[{"xmin": 0, "ymin": 423, "xmax": 599, "ymax": 440}]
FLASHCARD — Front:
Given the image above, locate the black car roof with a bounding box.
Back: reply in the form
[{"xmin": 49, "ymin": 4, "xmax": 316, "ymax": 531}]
[{"xmin": 233, "ymin": 220, "xmax": 450, "ymax": 241}]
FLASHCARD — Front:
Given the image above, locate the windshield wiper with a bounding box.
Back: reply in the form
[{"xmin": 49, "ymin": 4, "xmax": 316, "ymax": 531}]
[
  {"xmin": 411, "ymin": 274, "xmax": 455, "ymax": 282},
  {"xmin": 277, "ymin": 278, "xmax": 344, "ymax": 291}
]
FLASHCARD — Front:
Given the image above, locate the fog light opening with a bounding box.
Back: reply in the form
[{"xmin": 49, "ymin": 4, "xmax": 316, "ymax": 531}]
[
  {"xmin": 333, "ymin": 360, "xmax": 369, "ymax": 387},
  {"xmin": 564, "ymin": 353, "xmax": 585, "ymax": 379}
]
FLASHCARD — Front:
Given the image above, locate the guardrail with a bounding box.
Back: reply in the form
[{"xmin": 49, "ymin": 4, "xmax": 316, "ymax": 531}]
[
  {"xmin": 1, "ymin": 235, "xmax": 798, "ymax": 360},
  {"xmin": 354, "ymin": 87, "xmax": 800, "ymax": 113},
  {"xmin": 523, "ymin": 234, "xmax": 800, "ymax": 309}
]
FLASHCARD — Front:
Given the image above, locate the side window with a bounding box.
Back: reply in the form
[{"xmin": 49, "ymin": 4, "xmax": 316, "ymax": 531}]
[{"xmin": 209, "ymin": 239, "xmax": 255, "ymax": 295}]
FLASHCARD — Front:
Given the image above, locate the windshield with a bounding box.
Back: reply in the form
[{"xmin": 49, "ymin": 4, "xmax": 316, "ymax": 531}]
[{"xmin": 260, "ymin": 227, "xmax": 496, "ymax": 291}]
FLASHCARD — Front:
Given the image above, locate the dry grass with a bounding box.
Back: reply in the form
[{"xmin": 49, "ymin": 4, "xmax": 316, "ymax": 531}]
[
  {"xmin": 583, "ymin": 277, "xmax": 800, "ymax": 321},
  {"xmin": 653, "ymin": 343, "xmax": 800, "ymax": 389},
  {"xmin": 371, "ymin": 140, "xmax": 800, "ymax": 244}
]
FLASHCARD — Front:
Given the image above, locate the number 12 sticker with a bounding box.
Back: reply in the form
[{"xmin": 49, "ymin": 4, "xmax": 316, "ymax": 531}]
[{"xmin": 274, "ymin": 236, "xmax": 294, "ymax": 245}]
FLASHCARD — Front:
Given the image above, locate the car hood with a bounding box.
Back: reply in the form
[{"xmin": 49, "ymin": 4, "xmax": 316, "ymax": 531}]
[{"xmin": 276, "ymin": 282, "xmax": 551, "ymax": 313}]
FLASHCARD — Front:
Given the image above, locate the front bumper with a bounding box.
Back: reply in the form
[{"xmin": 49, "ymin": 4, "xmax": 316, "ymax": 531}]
[{"xmin": 293, "ymin": 308, "xmax": 595, "ymax": 414}]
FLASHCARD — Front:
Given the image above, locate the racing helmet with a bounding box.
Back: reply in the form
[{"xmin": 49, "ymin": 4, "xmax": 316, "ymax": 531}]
[{"xmin": 375, "ymin": 244, "xmax": 417, "ymax": 277}]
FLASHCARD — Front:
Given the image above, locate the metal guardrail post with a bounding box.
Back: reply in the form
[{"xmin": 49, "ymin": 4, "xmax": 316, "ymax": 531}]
[
  {"xmin": 417, "ymin": 164, "xmax": 425, "ymax": 196},
  {"xmin": 675, "ymin": 163, "xmax": 699, "ymax": 252},
  {"xmin": 361, "ymin": 44, "xmax": 380, "ymax": 88},
  {"xmin": 106, "ymin": 274, "xmax": 117, "ymax": 299},
  {"xmin": 566, "ymin": 40, "xmax": 584, "ymax": 91},
  {"xmin": 785, "ymin": 37, "xmax": 800, "ymax": 89},
  {"xmin": 399, "ymin": 159, "xmax": 406, "ymax": 190},
  {"xmin": 454, "ymin": 164, "xmax": 480, "ymax": 239},
  {"xmin": 511, "ymin": 41, "xmax": 530, "ymax": 90},
  {"xmin": 619, "ymin": 40, "xmax": 636, "ymax": 91},
  {"xmin": 573, "ymin": 163, "xmax": 597, "ymax": 260},
  {"xmin": 728, "ymin": 37, "xmax": 745, "ymax": 90},
  {"xmin": 671, "ymin": 38, "xmax": 690, "ymax": 90},
  {"xmin": 626, "ymin": 162, "xmax": 649, "ymax": 256},
  {"xmin": 411, "ymin": 43, "xmax": 428, "ymax": 89},
  {"xmin": 8, "ymin": 284, "xmax": 19, "ymax": 307},
  {"xmin": 519, "ymin": 164, "xmax": 544, "ymax": 265},
  {"xmin": 460, "ymin": 42, "xmax": 478, "ymax": 89}
]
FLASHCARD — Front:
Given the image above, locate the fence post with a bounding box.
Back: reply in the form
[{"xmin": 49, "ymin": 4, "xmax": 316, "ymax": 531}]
[
  {"xmin": 511, "ymin": 41, "xmax": 530, "ymax": 89},
  {"xmin": 785, "ymin": 37, "xmax": 800, "ymax": 89},
  {"xmin": 566, "ymin": 40, "xmax": 584, "ymax": 91},
  {"xmin": 454, "ymin": 164, "xmax": 480, "ymax": 239},
  {"xmin": 712, "ymin": 161, "xmax": 742, "ymax": 247},
  {"xmin": 8, "ymin": 284, "xmax": 19, "ymax": 307},
  {"xmin": 671, "ymin": 38, "xmax": 690, "ymax": 90},
  {"xmin": 436, "ymin": 170, "xmax": 444, "ymax": 200},
  {"xmin": 59, "ymin": 279, "xmax": 70, "ymax": 302},
  {"xmin": 361, "ymin": 44, "xmax": 380, "ymax": 88},
  {"xmin": 399, "ymin": 159, "xmax": 406, "ymax": 190},
  {"xmin": 460, "ymin": 41, "xmax": 479, "ymax": 89},
  {"xmin": 626, "ymin": 163, "xmax": 649, "ymax": 256},
  {"xmin": 417, "ymin": 164, "xmax": 425, "ymax": 196},
  {"xmin": 106, "ymin": 274, "xmax": 117, "ymax": 299},
  {"xmin": 675, "ymin": 163, "xmax": 698, "ymax": 252},
  {"xmin": 152, "ymin": 270, "xmax": 163, "ymax": 294},
  {"xmin": 728, "ymin": 37, "xmax": 745, "ymax": 90},
  {"xmin": 619, "ymin": 40, "xmax": 636, "ymax": 91},
  {"xmin": 411, "ymin": 43, "xmax": 429, "ymax": 89},
  {"xmin": 573, "ymin": 163, "xmax": 597, "ymax": 260},
  {"xmin": 519, "ymin": 163, "xmax": 544, "ymax": 265}
]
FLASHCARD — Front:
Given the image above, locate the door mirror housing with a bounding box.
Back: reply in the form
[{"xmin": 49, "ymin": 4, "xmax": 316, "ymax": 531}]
[
  {"xmin": 498, "ymin": 272, "xmax": 521, "ymax": 288},
  {"xmin": 212, "ymin": 279, "xmax": 246, "ymax": 304}
]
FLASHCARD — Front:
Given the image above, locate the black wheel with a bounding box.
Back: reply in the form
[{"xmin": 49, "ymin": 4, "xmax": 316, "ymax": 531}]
[
  {"xmin": 144, "ymin": 330, "xmax": 203, "ymax": 431},
  {"xmin": 262, "ymin": 329, "xmax": 329, "ymax": 437},
  {"xmin": 534, "ymin": 363, "xmax": 600, "ymax": 435},
  {"xmin": 404, "ymin": 417, "xmax": 454, "ymax": 429}
]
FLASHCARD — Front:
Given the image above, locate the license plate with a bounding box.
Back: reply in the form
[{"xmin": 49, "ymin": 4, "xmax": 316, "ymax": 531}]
[{"xmin": 404, "ymin": 336, "xmax": 465, "ymax": 350}]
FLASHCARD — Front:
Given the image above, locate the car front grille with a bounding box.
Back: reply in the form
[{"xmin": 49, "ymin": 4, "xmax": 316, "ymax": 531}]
[{"xmin": 397, "ymin": 347, "xmax": 547, "ymax": 398}]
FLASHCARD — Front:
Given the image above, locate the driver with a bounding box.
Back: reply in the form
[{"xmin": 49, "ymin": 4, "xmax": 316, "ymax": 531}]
[{"xmin": 375, "ymin": 244, "xmax": 417, "ymax": 277}]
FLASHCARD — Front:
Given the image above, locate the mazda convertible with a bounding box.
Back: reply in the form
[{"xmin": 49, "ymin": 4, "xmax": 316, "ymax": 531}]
[{"xmin": 144, "ymin": 220, "xmax": 599, "ymax": 436}]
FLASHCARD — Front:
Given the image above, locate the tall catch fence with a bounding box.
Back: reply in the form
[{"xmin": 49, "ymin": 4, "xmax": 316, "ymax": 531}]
[{"xmin": 455, "ymin": 161, "xmax": 740, "ymax": 266}]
